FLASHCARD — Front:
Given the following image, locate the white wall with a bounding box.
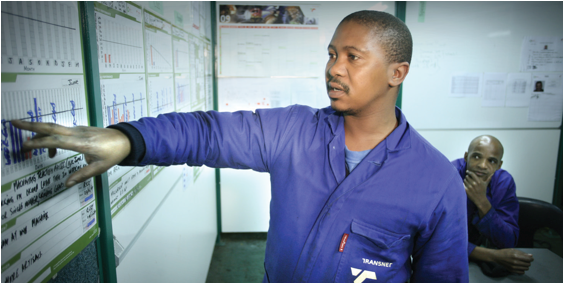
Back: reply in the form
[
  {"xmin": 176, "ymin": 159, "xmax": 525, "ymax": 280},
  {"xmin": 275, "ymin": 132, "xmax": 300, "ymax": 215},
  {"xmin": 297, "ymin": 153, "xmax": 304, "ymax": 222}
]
[{"xmin": 115, "ymin": 165, "xmax": 217, "ymax": 282}]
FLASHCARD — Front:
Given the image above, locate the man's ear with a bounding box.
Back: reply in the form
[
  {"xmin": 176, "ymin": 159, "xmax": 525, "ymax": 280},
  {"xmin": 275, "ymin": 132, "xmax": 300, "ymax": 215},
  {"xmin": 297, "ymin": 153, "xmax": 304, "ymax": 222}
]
[
  {"xmin": 464, "ymin": 152, "xmax": 468, "ymax": 162},
  {"xmin": 388, "ymin": 62, "xmax": 410, "ymax": 88},
  {"xmin": 498, "ymin": 160, "xmax": 503, "ymax": 169}
]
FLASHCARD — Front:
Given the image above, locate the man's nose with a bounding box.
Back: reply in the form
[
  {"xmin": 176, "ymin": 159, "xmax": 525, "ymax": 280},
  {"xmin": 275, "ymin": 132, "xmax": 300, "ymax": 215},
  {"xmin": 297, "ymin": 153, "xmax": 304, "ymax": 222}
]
[
  {"xmin": 327, "ymin": 57, "xmax": 345, "ymax": 78},
  {"xmin": 476, "ymin": 159, "xmax": 487, "ymax": 169}
]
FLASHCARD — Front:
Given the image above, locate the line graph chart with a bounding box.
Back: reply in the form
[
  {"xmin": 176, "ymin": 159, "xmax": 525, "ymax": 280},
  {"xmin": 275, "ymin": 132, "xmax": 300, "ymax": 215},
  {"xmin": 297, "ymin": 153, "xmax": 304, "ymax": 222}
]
[
  {"xmin": 1, "ymin": 75, "xmax": 88, "ymax": 182},
  {"xmin": 190, "ymin": 38, "xmax": 206, "ymax": 111},
  {"xmin": 175, "ymin": 74, "xmax": 191, "ymax": 112},
  {"xmin": 1, "ymin": 2, "xmax": 83, "ymax": 74},
  {"xmin": 148, "ymin": 75, "xmax": 174, "ymax": 117},
  {"xmin": 172, "ymin": 27, "xmax": 190, "ymax": 73},
  {"xmin": 144, "ymin": 12, "xmax": 173, "ymax": 73},
  {"xmin": 94, "ymin": 3, "xmax": 144, "ymax": 73},
  {"xmin": 100, "ymin": 74, "xmax": 147, "ymax": 128}
]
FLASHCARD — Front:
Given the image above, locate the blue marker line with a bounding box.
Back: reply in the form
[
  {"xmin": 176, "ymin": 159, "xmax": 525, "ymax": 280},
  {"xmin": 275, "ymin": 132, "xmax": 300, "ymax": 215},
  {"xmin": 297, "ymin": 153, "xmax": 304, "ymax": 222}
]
[
  {"xmin": 87, "ymin": 218, "xmax": 96, "ymax": 227},
  {"xmin": 18, "ymin": 128, "xmax": 25, "ymax": 161},
  {"xmin": 9, "ymin": 122, "xmax": 18, "ymax": 164}
]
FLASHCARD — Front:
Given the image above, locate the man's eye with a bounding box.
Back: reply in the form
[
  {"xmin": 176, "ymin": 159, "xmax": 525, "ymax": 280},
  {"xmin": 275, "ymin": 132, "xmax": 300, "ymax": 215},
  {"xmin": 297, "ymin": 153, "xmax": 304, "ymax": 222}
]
[
  {"xmin": 328, "ymin": 53, "xmax": 336, "ymax": 59},
  {"xmin": 349, "ymin": 55, "xmax": 358, "ymax": 60}
]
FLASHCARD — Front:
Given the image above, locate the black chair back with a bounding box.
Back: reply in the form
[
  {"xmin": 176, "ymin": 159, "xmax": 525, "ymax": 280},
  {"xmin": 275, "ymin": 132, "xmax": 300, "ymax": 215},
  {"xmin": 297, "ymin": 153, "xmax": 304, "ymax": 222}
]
[{"xmin": 517, "ymin": 197, "xmax": 563, "ymax": 248}]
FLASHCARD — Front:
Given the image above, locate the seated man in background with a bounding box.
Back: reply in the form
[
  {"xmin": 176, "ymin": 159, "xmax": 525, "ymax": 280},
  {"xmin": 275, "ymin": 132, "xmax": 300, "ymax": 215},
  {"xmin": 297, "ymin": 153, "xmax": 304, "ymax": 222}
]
[{"xmin": 451, "ymin": 135, "xmax": 534, "ymax": 275}]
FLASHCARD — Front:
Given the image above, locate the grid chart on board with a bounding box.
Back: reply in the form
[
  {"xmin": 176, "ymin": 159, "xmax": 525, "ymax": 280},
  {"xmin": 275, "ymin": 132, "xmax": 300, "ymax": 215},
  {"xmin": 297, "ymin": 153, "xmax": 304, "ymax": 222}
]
[
  {"xmin": 190, "ymin": 37, "xmax": 206, "ymax": 111},
  {"xmin": 144, "ymin": 28, "xmax": 173, "ymax": 73},
  {"xmin": 1, "ymin": 86, "xmax": 86, "ymax": 178},
  {"xmin": 95, "ymin": 5, "xmax": 144, "ymax": 73},
  {"xmin": 100, "ymin": 75, "xmax": 147, "ymax": 128},
  {"xmin": 144, "ymin": 12, "xmax": 173, "ymax": 74},
  {"xmin": 172, "ymin": 27, "xmax": 190, "ymax": 73},
  {"xmin": 175, "ymin": 74, "xmax": 191, "ymax": 112},
  {"xmin": 1, "ymin": 1, "xmax": 83, "ymax": 73},
  {"xmin": 148, "ymin": 76, "xmax": 175, "ymax": 117}
]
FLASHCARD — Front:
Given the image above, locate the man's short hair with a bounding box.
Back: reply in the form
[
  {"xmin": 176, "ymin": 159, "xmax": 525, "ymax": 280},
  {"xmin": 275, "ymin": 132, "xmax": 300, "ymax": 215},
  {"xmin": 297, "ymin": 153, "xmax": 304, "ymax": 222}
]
[{"xmin": 341, "ymin": 10, "xmax": 412, "ymax": 65}]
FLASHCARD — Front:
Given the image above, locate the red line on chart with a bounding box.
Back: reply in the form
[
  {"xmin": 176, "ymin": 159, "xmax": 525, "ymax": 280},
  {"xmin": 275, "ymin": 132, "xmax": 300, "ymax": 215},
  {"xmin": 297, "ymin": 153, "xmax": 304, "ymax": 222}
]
[{"xmin": 149, "ymin": 45, "xmax": 171, "ymax": 67}]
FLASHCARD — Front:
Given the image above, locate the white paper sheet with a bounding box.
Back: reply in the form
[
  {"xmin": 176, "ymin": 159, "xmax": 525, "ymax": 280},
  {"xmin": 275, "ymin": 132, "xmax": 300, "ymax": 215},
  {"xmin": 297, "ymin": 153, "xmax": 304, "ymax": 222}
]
[
  {"xmin": 521, "ymin": 36, "xmax": 563, "ymax": 72},
  {"xmin": 506, "ymin": 73, "xmax": 532, "ymax": 107},
  {"xmin": 481, "ymin": 73, "xmax": 507, "ymax": 107},
  {"xmin": 528, "ymin": 93, "xmax": 563, "ymax": 122},
  {"xmin": 449, "ymin": 73, "xmax": 483, "ymax": 97},
  {"xmin": 528, "ymin": 73, "xmax": 563, "ymax": 122}
]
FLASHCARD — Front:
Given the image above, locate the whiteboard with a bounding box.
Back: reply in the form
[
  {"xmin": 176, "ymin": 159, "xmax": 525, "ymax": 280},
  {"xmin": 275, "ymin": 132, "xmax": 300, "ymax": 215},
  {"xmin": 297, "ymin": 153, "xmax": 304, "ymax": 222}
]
[{"xmin": 403, "ymin": 1, "xmax": 563, "ymax": 130}]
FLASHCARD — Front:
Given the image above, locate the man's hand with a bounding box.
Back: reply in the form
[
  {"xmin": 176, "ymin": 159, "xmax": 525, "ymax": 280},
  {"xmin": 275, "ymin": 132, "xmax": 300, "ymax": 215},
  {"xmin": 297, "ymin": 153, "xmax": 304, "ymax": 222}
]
[
  {"xmin": 490, "ymin": 248, "xmax": 534, "ymax": 275},
  {"xmin": 470, "ymin": 247, "xmax": 534, "ymax": 275},
  {"xmin": 11, "ymin": 120, "xmax": 131, "ymax": 188},
  {"xmin": 464, "ymin": 170, "xmax": 492, "ymax": 217}
]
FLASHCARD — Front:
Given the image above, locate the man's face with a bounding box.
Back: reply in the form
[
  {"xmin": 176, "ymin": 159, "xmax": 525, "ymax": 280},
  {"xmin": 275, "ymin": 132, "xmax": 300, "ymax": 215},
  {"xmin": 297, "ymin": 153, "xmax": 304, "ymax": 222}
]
[
  {"xmin": 464, "ymin": 139, "xmax": 503, "ymax": 182},
  {"xmin": 325, "ymin": 21, "xmax": 391, "ymax": 116}
]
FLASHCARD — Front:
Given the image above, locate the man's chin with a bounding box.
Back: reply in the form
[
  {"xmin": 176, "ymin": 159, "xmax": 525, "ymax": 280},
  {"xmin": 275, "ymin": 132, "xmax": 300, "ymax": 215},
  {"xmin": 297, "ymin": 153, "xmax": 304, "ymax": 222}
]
[{"xmin": 331, "ymin": 103, "xmax": 356, "ymax": 116}]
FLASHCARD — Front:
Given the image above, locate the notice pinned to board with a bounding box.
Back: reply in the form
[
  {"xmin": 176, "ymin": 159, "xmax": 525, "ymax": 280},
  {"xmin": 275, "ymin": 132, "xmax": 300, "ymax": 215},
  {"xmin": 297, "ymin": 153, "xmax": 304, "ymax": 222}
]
[{"xmin": 520, "ymin": 36, "xmax": 563, "ymax": 72}]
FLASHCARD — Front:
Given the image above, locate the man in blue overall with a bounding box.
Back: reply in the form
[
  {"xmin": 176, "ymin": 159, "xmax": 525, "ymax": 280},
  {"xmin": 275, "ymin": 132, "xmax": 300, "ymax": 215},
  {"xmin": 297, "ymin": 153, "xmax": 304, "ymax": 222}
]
[
  {"xmin": 13, "ymin": 11, "xmax": 468, "ymax": 282},
  {"xmin": 452, "ymin": 135, "xmax": 534, "ymax": 275}
]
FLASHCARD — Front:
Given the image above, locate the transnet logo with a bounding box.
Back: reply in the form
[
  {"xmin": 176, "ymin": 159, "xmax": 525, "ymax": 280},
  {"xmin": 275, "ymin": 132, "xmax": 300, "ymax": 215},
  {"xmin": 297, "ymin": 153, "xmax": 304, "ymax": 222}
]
[{"xmin": 351, "ymin": 267, "xmax": 377, "ymax": 282}]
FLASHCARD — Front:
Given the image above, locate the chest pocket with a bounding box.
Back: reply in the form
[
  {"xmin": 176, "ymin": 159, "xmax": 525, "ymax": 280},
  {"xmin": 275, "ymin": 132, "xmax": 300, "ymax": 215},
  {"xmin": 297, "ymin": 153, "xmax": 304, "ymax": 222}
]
[{"xmin": 335, "ymin": 220, "xmax": 411, "ymax": 283}]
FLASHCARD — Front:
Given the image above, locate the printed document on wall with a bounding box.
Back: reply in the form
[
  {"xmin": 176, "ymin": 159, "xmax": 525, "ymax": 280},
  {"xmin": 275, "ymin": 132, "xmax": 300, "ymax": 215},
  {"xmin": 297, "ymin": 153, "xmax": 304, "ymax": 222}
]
[
  {"xmin": 521, "ymin": 36, "xmax": 563, "ymax": 72},
  {"xmin": 481, "ymin": 73, "xmax": 507, "ymax": 107},
  {"xmin": 506, "ymin": 73, "xmax": 532, "ymax": 107},
  {"xmin": 449, "ymin": 72, "xmax": 482, "ymax": 97}
]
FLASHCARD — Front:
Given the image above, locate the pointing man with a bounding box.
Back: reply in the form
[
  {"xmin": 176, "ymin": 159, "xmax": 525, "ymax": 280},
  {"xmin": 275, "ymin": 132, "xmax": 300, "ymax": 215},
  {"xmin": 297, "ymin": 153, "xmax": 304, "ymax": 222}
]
[{"xmin": 13, "ymin": 11, "xmax": 468, "ymax": 282}]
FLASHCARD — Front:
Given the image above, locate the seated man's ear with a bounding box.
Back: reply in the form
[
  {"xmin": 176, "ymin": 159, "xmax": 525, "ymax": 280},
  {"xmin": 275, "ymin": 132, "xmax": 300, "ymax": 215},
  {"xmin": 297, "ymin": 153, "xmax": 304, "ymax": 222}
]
[
  {"xmin": 464, "ymin": 152, "xmax": 469, "ymax": 162},
  {"xmin": 388, "ymin": 62, "xmax": 410, "ymax": 88}
]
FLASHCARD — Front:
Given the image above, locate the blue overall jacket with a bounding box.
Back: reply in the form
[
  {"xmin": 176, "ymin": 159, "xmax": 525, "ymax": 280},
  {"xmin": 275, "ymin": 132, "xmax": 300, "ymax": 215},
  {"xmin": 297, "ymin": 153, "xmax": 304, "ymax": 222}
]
[{"xmin": 112, "ymin": 105, "xmax": 469, "ymax": 282}]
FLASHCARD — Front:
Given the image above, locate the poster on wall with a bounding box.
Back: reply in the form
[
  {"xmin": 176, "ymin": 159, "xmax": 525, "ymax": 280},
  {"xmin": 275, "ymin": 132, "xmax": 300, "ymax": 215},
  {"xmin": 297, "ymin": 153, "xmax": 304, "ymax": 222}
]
[{"xmin": 217, "ymin": 4, "xmax": 321, "ymax": 77}]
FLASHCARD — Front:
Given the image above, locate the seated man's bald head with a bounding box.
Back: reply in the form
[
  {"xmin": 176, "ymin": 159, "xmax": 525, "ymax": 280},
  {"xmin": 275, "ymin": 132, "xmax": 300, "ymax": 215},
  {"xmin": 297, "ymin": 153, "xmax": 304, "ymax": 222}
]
[{"xmin": 468, "ymin": 135, "xmax": 504, "ymax": 160}]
